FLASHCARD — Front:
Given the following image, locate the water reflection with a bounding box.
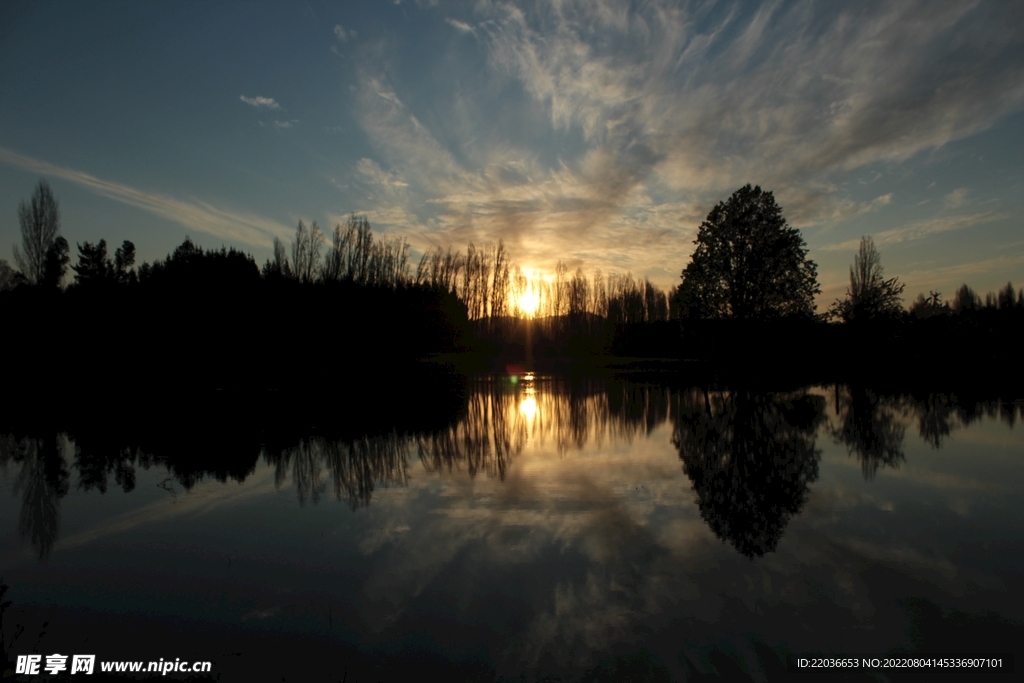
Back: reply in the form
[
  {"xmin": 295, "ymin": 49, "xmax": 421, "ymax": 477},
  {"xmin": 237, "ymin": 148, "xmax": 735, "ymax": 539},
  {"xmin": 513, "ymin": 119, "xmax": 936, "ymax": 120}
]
[
  {"xmin": 266, "ymin": 433, "xmax": 412, "ymax": 509},
  {"xmin": 831, "ymin": 385, "xmax": 906, "ymax": 479},
  {"xmin": 2, "ymin": 379, "xmax": 1021, "ymax": 562},
  {"xmin": 511, "ymin": 376, "xmax": 671, "ymax": 452},
  {"xmin": 1, "ymin": 432, "xmax": 69, "ymax": 560},
  {"xmin": 671, "ymin": 388, "xmax": 825, "ymax": 557},
  {"xmin": 417, "ymin": 376, "xmax": 673, "ymax": 479},
  {"xmin": 912, "ymin": 392, "xmax": 960, "ymax": 449},
  {"xmin": 418, "ymin": 382, "xmax": 525, "ymax": 479},
  {"xmin": 909, "ymin": 392, "xmax": 1021, "ymax": 448}
]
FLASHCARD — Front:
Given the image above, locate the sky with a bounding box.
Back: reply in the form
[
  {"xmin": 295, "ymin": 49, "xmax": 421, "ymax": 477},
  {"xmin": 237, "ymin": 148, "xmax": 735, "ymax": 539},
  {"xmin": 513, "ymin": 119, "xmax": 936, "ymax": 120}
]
[{"xmin": 1, "ymin": 0, "xmax": 1023, "ymax": 306}]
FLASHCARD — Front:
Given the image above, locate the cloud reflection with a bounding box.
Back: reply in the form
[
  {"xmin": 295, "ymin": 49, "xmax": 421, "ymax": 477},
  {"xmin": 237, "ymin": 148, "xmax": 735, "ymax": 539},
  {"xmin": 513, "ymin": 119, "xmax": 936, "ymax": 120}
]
[{"xmin": 2, "ymin": 378, "xmax": 1022, "ymax": 682}]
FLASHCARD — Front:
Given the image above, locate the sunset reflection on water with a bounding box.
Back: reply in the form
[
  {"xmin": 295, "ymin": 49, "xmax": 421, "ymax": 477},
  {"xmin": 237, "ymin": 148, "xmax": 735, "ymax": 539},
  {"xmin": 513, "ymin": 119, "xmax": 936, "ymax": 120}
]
[{"xmin": 1, "ymin": 377, "xmax": 1021, "ymax": 680}]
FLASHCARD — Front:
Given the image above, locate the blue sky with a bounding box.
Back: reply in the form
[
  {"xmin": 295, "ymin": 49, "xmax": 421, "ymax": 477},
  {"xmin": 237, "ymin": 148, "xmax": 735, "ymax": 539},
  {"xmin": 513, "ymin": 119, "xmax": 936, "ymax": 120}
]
[{"xmin": 1, "ymin": 0, "xmax": 1023, "ymax": 305}]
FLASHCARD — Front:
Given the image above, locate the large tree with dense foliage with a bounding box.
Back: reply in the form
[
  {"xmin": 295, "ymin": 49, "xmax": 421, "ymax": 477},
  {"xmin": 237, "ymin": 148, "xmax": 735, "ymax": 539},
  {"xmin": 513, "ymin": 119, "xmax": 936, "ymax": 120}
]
[{"xmin": 677, "ymin": 185, "xmax": 819, "ymax": 318}]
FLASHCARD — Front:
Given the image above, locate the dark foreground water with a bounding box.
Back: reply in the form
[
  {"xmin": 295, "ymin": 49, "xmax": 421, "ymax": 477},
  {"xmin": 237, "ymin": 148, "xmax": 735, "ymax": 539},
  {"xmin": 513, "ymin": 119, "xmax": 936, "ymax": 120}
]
[{"xmin": 1, "ymin": 374, "xmax": 1022, "ymax": 681}]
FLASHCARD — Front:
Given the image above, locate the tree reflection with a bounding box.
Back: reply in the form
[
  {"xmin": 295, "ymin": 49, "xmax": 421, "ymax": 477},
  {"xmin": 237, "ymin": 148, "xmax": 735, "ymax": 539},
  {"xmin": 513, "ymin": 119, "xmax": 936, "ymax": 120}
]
[
  {"xmin": 531, "ymin": 377, "xmax": 672, "ymax": 454},
  {"xmin": 907, "ymin": 393, "xmax": 1021, "ymax": 449},
  {"xmin": 672, "ymin": 388, "xmax": 825, "ymax": 558},
  {"xmin": 911, "ymin": 392, "xmax": 958, "ymax": 449},
  {"xmin": 1, "ymin": 432, "xmax": 70, "ymax": 560},
  {"xmin": 418, "ymin": 383, "xmax": 526, "ymax": 479},
  {"xmin": 832, "ymin": 386, "xmax": 905, "ymax": 478},
  {"xmin": 73, "ymin": 433, "xmax": 137, "ymax": 493},
  {"xmin": 265, "ymin": 433, "xmax": 412, "ymax": 509},
  {"xmin": 7, "ymin": 376, "xmax": 1017, "ymax": 564},
  {"xmin": 953, "ymin": 396, "xmax": 1022, "ymax": 430},
  {"xmin": 415, "ymin": 376, "xmax": 674, "ymax": 478}
]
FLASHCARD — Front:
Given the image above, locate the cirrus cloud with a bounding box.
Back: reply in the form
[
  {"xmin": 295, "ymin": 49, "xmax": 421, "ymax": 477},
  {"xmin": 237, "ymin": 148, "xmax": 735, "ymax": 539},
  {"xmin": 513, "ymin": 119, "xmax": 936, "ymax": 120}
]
[
  {"xmin": 346, "ymin": 0, "xmax": 1024, "ymax": 290},
  {"xmin": 240, "ymin": 95, "xmax": 282, "ymax": 110}
]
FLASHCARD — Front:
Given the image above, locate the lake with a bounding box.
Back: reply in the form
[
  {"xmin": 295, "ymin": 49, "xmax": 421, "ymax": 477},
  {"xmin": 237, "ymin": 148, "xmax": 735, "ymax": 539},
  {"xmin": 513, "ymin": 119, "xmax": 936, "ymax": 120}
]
[{"xmin": 1, "ymin": 372, "xmax": 1021, "ymax": 681}]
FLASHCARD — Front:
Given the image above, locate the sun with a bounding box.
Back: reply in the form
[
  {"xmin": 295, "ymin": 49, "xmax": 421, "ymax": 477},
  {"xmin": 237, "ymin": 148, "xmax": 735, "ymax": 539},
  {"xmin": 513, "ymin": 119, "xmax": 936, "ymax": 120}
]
[{"xmin": 517, "ymin": 288, "xmax": 540, "ymax": 317}]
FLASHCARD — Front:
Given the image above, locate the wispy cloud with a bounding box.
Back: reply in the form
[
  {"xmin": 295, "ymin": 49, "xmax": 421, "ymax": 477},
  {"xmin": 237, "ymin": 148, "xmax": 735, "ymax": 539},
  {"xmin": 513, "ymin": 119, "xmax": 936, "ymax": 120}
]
[
  {"xmin": 898, "ymin": 248, "xmax": 1024, "ymax": 297},
  {"xmin": 821, "ymin": 211, "xmax": 1007, "ymax": 252},
  {"xmin": 795, "ymin": 192, "xmax": 895, "ymax": 228},
  {"xmin": 0, "ymin": 147, "xmax": 291, "ymax": 248},
  {"xmin": 349, "ymin": 60, "xmax": 698, "ymax": 274},
  {"xmin": 357, "ymin": 158, "xmax": 408, "ymax": 189},
  {"xmin": 445, "ymin": 18, "xmax": 474, "ymax": 33},
  {"xmin": 342, "ymin": 0, "xmax": 1024, "ymax": 285},
  {"xmin": 55, "ymin": 467, "xmax": 279, "ymax": 552},
  {"xmin": 944, "ymin": 188, "xmax": 970, "ymax": 209},
  {"xmin": 240, "ymin": 95, "xmax": 281, "ymax": 109},
  {"xmin": 334, "ymin": 24, "xmax": 355, "ymax": 41},
  {"xmin": 482, "ymin": 1, "xmax": 1024, "ymax": 195}
]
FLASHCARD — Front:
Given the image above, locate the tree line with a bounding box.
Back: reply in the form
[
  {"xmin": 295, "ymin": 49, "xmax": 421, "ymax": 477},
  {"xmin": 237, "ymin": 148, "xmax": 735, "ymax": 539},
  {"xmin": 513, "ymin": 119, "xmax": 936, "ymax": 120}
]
[
  {"xmin": 0, "ymin": 183, "xmax": 472, "ymax": 387},
  {"xmin": 825, "ymin": 231, "xmax": 1023, "ymax": 323},
  {"xmin": 3, "ymin": 179, "xmax": 1020, "ymax": 366},
  {"xmin": 673, "ymin": 184, "xmax": 1024, "ymax": 323},
  {"xmin": 1, "ymin": 180, "xmax": 680, "ymax": 360},
  {"xmin": 0, "ymin": 181, "xmax": 675, "ymax": 320}
]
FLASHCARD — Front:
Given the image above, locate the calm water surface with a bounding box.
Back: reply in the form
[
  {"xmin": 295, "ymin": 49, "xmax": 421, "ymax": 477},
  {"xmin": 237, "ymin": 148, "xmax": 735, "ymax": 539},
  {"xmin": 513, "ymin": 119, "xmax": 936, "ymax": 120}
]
[{"xmin": 1, "ymin": 375, "xmax": 1022, "ymax": 681}]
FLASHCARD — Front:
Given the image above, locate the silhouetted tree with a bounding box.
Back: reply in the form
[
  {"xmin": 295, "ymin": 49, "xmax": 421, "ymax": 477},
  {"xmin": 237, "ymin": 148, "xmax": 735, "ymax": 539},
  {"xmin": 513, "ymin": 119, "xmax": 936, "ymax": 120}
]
[
  {"xmin": 0, "ymin": 259, "xmax": 18, "ymax": 291},
  {"xmin": 460, "ymin": 242, "xmax": 491, "ymax": 319},
  {"xmin": 415, "ymin": 245, "xmax": 463, "ymax": 292},
  {"xmin": 604, "ymin": 272, "xmax": 668, "ymax": 325},
  {"xmin": 72, "ymin": 239, "xmax": 114, "ymax": 285},
  {"xmin": 677, "ymin": 185, "xmax": 819, "ymax": 319},
  {"xmin": 39, "ymin": 237, "xmax": 69, "ymax": 290},
  {"xmin": 952, "ymin": 284, "xmax": 982, "ymax": 313},
  {"xmin": 413, "ymin": 239, "xmax": 672, "ymax": 349},
  {"xmin": 320, "ymin": 215, "xmax": 411, "ymax": 287},
  {"xmin": 114, "ymin": 240, "xmax": 136, "ymax": 284},
  {"xmin": 13, "ymin": 180, "xmax": 61, "ymax": 285},
  {"xmin": 994, "ymin": 282, "xmax": 1016, "ymax": 310},
  {"xmin": 291, "ymin": 220, "xmax": 324, "ymax": 283},
  {"xmin": 141, "ymin": 237, "xmax": 260, "ymax": 284},
  {"xmin": 262, "ymin": 236, "xmax": 292, "ymax": 278},
  {"xmin": 672, "ymin": 388, "xmax": 825, "ymax": 557},
  {"xmin": 590, "ymin": 269, "xmax": 607, "ymax": 320},
  {"xmin": 490, "ymin": 240, "xmax": 511, "ymax": 321},
  {"xmin": 829, "ymin": 236, "xmax": 905, "ymax": 322},
  {"xmin": 909, "ymin": 291, "xmax": 949, "ymax": 319}
]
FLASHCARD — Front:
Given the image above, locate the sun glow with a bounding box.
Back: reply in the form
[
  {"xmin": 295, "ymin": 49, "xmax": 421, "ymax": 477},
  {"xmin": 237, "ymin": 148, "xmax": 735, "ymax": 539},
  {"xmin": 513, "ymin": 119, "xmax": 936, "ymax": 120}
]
[
  {"xmin": 519, "ymin": 395, "xmax": 537, "ymax": 420},
  {"xmin": 517, "ymin": 287, "xmax": 540, "ymax": 317}
]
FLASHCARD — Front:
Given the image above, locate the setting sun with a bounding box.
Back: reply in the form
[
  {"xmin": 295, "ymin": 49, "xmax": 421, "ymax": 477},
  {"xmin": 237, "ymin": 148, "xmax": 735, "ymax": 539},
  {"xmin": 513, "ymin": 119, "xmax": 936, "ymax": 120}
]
[{"xmin": 517, "ymin": 288, "xmax": 540, "ymax": 317}]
